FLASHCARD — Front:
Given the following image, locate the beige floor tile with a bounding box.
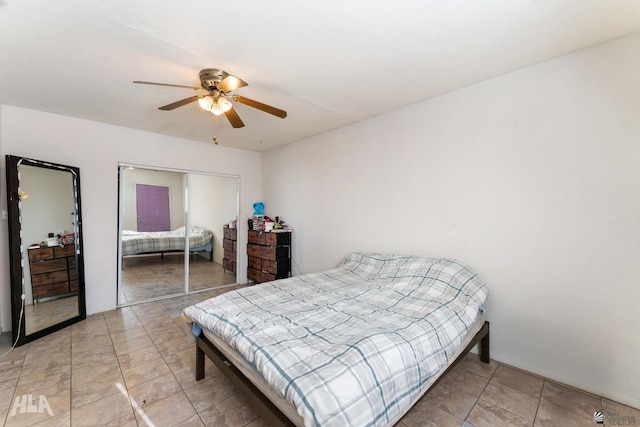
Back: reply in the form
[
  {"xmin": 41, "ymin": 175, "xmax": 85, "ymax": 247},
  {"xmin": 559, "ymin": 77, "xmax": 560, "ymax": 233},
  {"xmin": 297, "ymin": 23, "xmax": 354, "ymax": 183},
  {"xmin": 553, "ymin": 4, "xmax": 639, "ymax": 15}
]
[
  {"xmin": 109, "ymin": 326, "xmax": 150, "ymax": 344},
  {"xmin": 155, "ymin": 335, "xmax": 195, "ymax": 359},
  {"xmin": 534, "ymin": 399, "xmax": 594, "ymax": 427},
  {"xmin": 71, "ymin": 390, "xmax": 133, "ymax": 426},
  {"xmin": 71, "ymin": 344, "xmax": 118, "ymax": 368},
  {"xmin": 116, "ymin": 345, "xmax": 163, "ymax": 371},
  {"xmin": 197, "ymin": 393, "xmax": 261, "ymax": 427},
  {"xmin": 29, "ymin": 411, "xmax": 70, "ymax": 426},
  {"xmin": 244, "ymin": 417, "xmax": 270, "ymax": 427},
  {"xmin": 145, "ymin": 322, "xmax": 188, "ymax": 345},
  {"xmin": 0, "ymin": 387, "xmax": 16, "ymax": 411},
  {"xmin": 71, "ymin": 370, "xmax": 124, "ymax": 409},
  {"xmin": 541, "ymin": 381, "xmax": 602, "ymax": 420},
  {"xmin": 70, "ymin": 334, "xmax": 113, "ymax": 355},
  {"xmin": 492, "ymin": 365, "xmax": 544, "ymax": 398},
  {"xmin": 457, "ymin": 353, "xmax": 499, "ymax": 379},
  {"xmin": 183, "ymin": 374, "xmax": 237, "ymax": 412},
  {"xmin": 126, "ymin": 372, "xmax": 183, "ymax": 408},
  {"xmin": 71, "ymin": 358, "xmax": 120, "ymax": 387},
  {"xmin": 105, "ymin": 318, "xmax": 143, "ymax": 334},
  {"xmin": 15, "ymin": 369, "xmax": 71, "ymax": 398},
  {"xmin": 111, "ymin": 334, "xmax": 155, "ymax": 356},
  {"xmin": 121, "ymin": 356, "xmax": 172, "ymax": 388},
  {"xmin": 177, "ymin": 414, "xmax": 206, "ymax": 426},
  {"xmin": 400, "ymin": 399, "xmax": 465, "ymax": 427},
  {"xmin": 134, "ymin": 391, "xmax": 197, "ymax": 426},
  {"xmin": 480, "ymin": 381, "xmax": 540, "ymax": 421},
  {"xmin": 467, "ymin": 398, "xmax": 533, "ymax": 427},
  {"xmin": 440, "ymin": 364, "xmax": 490, "ymax": 397},
  {"xmin": 424, "ymin": 381, "xmax": 478, "ymax": 420},
  {"xmin": 0, "ymin": 377, "xmax": 19, "ymax": 396}
]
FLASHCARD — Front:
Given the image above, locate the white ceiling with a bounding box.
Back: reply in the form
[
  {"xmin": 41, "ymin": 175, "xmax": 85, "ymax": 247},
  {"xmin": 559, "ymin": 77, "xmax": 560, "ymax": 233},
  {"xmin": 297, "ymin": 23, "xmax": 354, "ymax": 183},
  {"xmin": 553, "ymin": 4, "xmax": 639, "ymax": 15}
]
[{"xmin": 1, "ymin": 1, "xmax": 640, "ymax": 152}]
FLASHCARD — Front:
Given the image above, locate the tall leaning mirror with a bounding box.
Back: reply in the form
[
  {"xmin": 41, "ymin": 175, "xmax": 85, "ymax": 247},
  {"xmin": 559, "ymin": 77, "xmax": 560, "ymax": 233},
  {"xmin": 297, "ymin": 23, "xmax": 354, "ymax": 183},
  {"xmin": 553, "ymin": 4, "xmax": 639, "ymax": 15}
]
[{"xmin": 5, "ymin": 155, "xmax": 86, "ymax": 346}]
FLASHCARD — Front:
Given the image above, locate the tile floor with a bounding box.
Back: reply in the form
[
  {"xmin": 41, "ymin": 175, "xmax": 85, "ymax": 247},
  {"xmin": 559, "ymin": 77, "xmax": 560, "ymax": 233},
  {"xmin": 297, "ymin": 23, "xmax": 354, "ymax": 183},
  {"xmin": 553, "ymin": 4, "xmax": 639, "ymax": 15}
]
[{"xmin": 1, "ymin": 286, "xmax": 638, "ymax": 427}]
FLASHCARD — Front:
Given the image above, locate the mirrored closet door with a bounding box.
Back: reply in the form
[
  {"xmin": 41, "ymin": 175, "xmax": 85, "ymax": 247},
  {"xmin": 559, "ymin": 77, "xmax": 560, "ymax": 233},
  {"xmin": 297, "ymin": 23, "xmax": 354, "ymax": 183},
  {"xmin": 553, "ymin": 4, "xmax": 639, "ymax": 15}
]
[{"xmin": 117, "ymin": 164, "xmax": 239, "ymax": 305}]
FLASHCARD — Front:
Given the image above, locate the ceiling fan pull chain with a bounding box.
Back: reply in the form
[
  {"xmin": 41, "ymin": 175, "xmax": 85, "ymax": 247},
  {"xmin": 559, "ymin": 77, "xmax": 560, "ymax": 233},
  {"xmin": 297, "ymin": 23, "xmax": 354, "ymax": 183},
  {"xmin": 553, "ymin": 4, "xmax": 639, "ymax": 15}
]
[{"xmin": 213, "ymin": 114, "xmax": 219, "ymax": 145}]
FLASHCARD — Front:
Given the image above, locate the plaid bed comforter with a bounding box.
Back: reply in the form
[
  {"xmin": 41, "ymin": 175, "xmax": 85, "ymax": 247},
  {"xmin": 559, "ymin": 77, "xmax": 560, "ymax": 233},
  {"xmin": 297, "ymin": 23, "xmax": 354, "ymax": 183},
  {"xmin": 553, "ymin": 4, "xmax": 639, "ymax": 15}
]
[
  {"xmin": 121, "ymin": 226, "xmax": 212, "ymax": 256},
  {"xmin": 183, "ymin": 253, "xmax": 489, "ymax": 427}
]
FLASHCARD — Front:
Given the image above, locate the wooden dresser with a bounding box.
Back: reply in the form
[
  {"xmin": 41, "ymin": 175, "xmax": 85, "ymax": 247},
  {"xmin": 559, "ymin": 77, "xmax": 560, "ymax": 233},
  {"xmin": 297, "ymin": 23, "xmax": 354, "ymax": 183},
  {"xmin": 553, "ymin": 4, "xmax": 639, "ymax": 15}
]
[
  {"xmin": 222, "ymin": 226, "xmax": 237, "ymax": 273},
  {"xmin": 247, "ymin": 230, "xmax": 291, "ymax": 284},
  {"xmin": 28, "ymin": 244, "xmax": 78, "ymax": 303}
]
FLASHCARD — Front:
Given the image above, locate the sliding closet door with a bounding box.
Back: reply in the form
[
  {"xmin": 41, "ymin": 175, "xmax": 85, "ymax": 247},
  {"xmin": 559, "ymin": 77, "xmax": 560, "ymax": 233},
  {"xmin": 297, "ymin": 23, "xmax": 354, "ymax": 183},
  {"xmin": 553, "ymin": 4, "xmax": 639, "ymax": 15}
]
[
  {"xmin": 117, "ymin": 164, "xmax": 239, "ymax": 306},
  {"xmin": 118, "ymin": 166, "xmax": 187, "ymax": 304},
  {"xmin": 187, "ymin": 173, "xmax": 239, "ymax": 293}
]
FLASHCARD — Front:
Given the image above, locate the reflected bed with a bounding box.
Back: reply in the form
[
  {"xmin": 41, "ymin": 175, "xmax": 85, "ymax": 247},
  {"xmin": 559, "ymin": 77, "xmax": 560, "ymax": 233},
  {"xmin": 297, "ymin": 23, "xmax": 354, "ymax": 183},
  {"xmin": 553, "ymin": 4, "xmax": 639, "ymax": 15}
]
[
  {"xmin": 121, "ymin": 225, "xmax": 214, "ymax": 261},
  {"xmin": 183, "ymin": 253, "xmax": 490, "ymax": 426}
]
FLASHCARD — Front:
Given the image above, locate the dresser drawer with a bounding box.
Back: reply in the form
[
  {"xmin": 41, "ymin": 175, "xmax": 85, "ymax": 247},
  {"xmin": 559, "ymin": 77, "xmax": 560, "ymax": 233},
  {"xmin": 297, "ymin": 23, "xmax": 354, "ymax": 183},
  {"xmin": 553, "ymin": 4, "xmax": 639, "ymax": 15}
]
[
  {"xmin": 247, "ymin": 268, "xmax": 261, "ymax": 282},
  {"xmin": 30, "ymin": 258, "xmax": 67, "ymax": 275},
  {"xmin": 223, "ymin": 227, "xmax": 237, "ymax": 240},
  {"xmin": 31, "ymin": 270, "xmax": 69, "ymax": 286},
  {"xmin": 261, "ymin": 259, "xmax": 291, "ymax": 276},
  {"xmin": 223, "ymin": 238, "xmax": 234, "ymax": 251},
  {"xmin": 260, "ymin": 271, "xmax": 276, "ymax": 283},
  {"xmin": 54, "ymin": 244, "xmax": 75, "ymax": 258},
  {"xmin": 222, "ymin": 259, "xmax": 236, "ymax": 273},
  {"xmin": 28, "ymin": 247, "xmax": 54, "ymax": 261},
  {"xmin": 247, "ymin": 244, "xmax": 261, "ymax": 258},
  {"xmin": 248, "ymin": 256, "xmax": 262, "ymax": 271},
  {"xmin": 260, "ymin": 246, "xmax": 289, "ymax": 261},
  {"xmin": 265, "ymin": 232, "xmax": 291, "ymax": 246},
  {"xmin": 32, "ymin": 283, "xmax": 70, "ymax": 299},
  {"xmin": 248, "ymin": 230, "xmax": 266, "ymax": 245}
]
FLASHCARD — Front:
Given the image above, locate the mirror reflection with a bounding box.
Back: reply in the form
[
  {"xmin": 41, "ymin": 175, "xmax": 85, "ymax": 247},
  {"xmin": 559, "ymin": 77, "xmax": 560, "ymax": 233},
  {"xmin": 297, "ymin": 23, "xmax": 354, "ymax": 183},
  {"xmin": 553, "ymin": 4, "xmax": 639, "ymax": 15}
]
[
  {"xmin": 117, "ymin": 166, "xmax": 238, "ymax": 305},
  {"xmin": 6, "ymin": 155, "xmax": 86, "ymax": 346},
  {"xmin": 20, "ymin": 165, "xmax": 80, "ymax": 334}
]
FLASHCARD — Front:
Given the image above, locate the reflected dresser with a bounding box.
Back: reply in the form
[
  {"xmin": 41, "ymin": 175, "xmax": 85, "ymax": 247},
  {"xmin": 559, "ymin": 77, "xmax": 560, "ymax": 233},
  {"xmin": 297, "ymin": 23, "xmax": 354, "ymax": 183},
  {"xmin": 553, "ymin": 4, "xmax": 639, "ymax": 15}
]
[{"xmin": 28, "ymin": 244, "xmax": 77, "ymax": 303}]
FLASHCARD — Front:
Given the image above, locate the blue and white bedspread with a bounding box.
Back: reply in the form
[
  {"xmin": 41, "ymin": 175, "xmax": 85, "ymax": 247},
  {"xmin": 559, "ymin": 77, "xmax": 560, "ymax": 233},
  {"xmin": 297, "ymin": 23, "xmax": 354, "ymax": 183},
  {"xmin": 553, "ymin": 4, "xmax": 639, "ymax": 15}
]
[
  {"xmin": 121, "ymin": 226, "xmax": 212, "ymax": 256},
  {"xmin": 183, "ymin": 252, "xmax": 489, "ymax": 427}
]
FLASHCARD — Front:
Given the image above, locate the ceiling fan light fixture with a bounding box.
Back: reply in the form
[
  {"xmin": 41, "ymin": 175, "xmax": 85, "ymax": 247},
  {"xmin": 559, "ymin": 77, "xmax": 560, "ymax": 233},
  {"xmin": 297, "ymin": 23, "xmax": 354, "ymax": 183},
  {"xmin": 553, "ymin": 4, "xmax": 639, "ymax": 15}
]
[
  {"xmin": 198, "ymin": 96, "xmax": 214, "ymax": 111},
  {"xmin": 210, "ymin": 96, "xmax": 232, "ymax": 116}
]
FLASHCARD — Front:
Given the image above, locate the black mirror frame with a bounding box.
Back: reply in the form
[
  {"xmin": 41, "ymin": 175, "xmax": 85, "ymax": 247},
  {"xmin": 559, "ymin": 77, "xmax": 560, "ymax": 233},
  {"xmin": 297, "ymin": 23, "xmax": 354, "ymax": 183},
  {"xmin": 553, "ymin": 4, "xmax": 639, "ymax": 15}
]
[{"xmin": 5, "ymin": 155, "xmax": 87, "ymax": 346}]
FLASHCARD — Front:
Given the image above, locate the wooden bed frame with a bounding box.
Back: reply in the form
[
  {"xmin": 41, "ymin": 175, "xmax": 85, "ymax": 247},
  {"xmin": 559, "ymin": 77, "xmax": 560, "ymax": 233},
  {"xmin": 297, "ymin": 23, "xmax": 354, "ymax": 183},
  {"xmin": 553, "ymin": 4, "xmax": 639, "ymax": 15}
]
[{"xmin": 195, "ymin": 320, "xmax": 490, "ymax": 426}]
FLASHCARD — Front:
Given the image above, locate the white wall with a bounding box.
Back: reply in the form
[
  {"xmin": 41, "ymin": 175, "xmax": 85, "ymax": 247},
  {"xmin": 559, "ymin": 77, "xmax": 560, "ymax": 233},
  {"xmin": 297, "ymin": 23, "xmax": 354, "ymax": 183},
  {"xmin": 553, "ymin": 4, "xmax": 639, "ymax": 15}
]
[
  {"xmin": 0, "ymin": 106, "xmax": 261, "ymax": 332},
  {"xmin": 262, "ymin": 33, "xmax": 640, "ymax": 408},
  {"xmin": 189, "ymin": 173, "xmax": 239, "ymax": 264}
]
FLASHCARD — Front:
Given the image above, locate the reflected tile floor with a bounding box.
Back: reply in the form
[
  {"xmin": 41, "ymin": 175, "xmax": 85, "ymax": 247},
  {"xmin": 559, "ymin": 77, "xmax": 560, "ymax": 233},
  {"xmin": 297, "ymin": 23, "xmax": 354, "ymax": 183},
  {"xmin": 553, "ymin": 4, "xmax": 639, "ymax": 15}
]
[
  {"xmin": 1, "ymin": 286, "xmax": 638, "ymax": 426},
  {"xmin": 120, "ymin": 254, "xmax": 236, "ymax": 303}
]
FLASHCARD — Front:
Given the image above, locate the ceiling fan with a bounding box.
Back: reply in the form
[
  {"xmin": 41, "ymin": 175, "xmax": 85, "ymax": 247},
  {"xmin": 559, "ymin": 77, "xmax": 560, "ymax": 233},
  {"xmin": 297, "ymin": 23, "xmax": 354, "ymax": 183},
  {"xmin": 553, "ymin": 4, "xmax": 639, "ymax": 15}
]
[{"xmin": 133, "ymin": 69, "xmax": 287, "ymax": 131}]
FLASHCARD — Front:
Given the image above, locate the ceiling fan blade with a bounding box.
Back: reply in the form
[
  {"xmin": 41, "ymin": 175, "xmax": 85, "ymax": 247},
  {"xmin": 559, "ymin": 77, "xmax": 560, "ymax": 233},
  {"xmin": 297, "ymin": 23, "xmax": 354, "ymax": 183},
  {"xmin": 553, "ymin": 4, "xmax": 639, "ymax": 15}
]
[
  {"xmin": 216, "ymin": 75, "xmax": 248, "ymax": 92},
  {"xmin": 133, "ymin": 81, "xmax": 203, "ymax": 91},
  {"xmin": 158, "ymin": 95, "xmax": 201, "ymax": 111},
  {"xmin": 224, "ymin": 106, "xmax": 245, "ymax": 128},
  {"xmin": 232, "ymin": 95, "xmax": 287, "ymax": 118}
]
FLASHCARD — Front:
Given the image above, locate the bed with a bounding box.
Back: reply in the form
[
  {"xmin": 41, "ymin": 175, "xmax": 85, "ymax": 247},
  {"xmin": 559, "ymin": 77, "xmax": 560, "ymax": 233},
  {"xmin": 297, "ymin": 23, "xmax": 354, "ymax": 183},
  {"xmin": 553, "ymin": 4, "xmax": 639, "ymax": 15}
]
[
  {"xmin": 182, "ymin": 252, "xmax": 490, "ymax": 426},
  {"xmin": 121, "ymin": 225, "xmax": 214, "ymax": 261}
]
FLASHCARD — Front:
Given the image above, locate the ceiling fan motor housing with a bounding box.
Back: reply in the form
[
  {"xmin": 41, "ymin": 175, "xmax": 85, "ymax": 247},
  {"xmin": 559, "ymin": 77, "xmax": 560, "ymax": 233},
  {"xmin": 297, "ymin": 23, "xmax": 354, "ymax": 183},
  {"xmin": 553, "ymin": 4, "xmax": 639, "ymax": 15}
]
[{"xmin": 199, "ymin": 69, "xmax": 228, "ymax": 91}]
